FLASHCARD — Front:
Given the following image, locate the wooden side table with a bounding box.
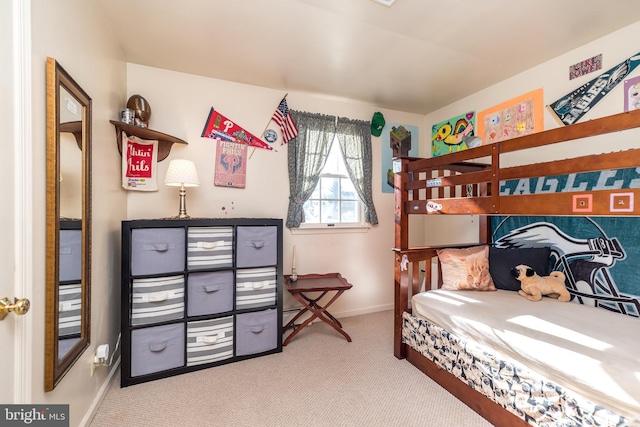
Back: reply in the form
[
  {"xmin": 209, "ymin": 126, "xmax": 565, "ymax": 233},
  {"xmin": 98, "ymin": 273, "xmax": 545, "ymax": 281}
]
[{"xmin": 283, "ymin": 273, "xmax": 353, "ymax": 346}]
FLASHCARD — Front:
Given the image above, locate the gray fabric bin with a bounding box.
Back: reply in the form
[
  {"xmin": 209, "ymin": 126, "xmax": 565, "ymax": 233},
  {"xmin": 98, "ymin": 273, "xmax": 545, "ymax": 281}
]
[
  {"xmin": 131, "ymin": 323, "xmax": 185, "ymax": 377},
  {"xmin": 59, "ymin": 229, "xmax": 82, "ymax": 282},
  {"xmin": 187, "ymin": 271, "xmax": 234, "ymax": 316},
  {"xmin": 236, "ymin": 226, "xmax": 277, "ymax": 268},
  {"xmin": 131, "ymin": 228, "xmax": 185, "ymax": 276},
  {"xmin": 235, "ymin": 309, "xmax": 278, "ymax": 356},
  {"xmin": 235, "ymin": 267, "xmax": 276, "ymax": 310},
  {"xmin": 131, "ymin": 275, "xmax": 185, "ymax": 326},
  {"xmin": 58, "ymin": 283, "xmax": 81, "ymax": 337},
  {"xmin": 186, "ymin": 317, "xmax": 233, "ymax": 366},
  {"xmin": 187, "ymin": 226, "xmax": 233, "ymax": 270}
]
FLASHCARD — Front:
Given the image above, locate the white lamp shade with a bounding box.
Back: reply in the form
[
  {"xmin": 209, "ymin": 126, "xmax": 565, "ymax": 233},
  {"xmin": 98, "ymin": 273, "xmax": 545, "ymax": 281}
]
[{"xmin": 164, "ymin": 159, "xmax": 200, "ymax": 187}]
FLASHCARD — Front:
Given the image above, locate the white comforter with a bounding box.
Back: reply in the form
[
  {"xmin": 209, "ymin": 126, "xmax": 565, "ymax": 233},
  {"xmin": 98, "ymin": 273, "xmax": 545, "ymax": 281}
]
[{"xmin": 412, "ymin": 289, "xmax": 640, "ymax": 422}]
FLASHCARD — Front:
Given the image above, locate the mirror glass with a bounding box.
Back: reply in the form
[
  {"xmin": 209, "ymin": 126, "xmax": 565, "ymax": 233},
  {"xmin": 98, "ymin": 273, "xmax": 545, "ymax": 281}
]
[{"xmin": 45, "ymin": 57, "xmax": 92, "ymax": 391}]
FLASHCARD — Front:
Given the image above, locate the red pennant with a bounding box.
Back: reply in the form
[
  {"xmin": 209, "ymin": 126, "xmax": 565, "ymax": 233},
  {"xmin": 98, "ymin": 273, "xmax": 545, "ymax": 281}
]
[{"xmin": 201, "ymin": 107, "xmax": 272, "ymax": 150}]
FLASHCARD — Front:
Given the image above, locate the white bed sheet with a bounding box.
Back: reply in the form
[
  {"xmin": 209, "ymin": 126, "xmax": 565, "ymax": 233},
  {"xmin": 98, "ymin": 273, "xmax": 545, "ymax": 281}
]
[{"xmin": 412, "ymin": 289, "xmax": 640, "ymax": 422}]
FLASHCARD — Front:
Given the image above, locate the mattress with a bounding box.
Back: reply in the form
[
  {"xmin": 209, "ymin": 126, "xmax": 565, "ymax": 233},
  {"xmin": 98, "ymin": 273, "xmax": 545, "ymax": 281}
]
[{"xmin": 410, "ymin": 289, "xmax": 640, "ymax": 424}]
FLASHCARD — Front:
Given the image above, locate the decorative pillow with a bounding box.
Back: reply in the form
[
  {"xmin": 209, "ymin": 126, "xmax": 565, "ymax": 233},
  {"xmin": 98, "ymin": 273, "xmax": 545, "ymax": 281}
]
[
  {"xmin": 489, "ymin": 247, "xmax": 551, "ymax": 291},
  {"xmin": 437, "ymin": 245, "xmax": 496, "ymax": 291}
]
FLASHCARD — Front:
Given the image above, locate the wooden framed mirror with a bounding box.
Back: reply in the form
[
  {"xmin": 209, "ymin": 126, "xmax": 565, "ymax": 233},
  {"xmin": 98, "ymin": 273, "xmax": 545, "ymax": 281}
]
[{"xmin": 45, "ymin": 57, "xmax": 92, "ymax": 391}]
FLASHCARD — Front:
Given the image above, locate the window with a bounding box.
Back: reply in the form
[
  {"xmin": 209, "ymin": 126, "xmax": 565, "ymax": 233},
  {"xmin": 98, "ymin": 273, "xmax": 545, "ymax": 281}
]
[
  {"xmin": 302, "ymin": 137, "xmax": 362, "ymax": 225},
  {"xmin": 286, "ymin": 111, "xmax": 378, "ymax": 229}
]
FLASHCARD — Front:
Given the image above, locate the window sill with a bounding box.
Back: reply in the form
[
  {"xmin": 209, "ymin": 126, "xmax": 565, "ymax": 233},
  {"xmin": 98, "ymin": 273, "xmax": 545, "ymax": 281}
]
[{"xmin": 291, "ymin": 224, "xmax": 371, "ymax": 235}]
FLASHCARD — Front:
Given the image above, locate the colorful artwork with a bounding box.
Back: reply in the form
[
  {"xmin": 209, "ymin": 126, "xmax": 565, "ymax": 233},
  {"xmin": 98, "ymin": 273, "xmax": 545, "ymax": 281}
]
[
  {"xmin": 548, "ymin": 51, "xmax": 640, "ymax": 126},
  {"xmin": 121, "ymin": 132, "xmax": 158, "ymax": 191},
  {"xmin": 477, "ymin": 89, "xmax": 544, "ymax": 144},
  {"xmin": 381, "ymin": 124, "xmax": 419, "ymax": 193},
  {"xmin": 624, "ymin": 75, "xmax": 640, "ymax": 112},
  {"xmin": 214, "ymin": 140, "xmax": 247, "ymax": 188},
  {"xmin": 431, "ymin": 111, "xmax": 477, "ymax": 157},
  {"xmin": 569, "ymin": 54, "xmax": 602, "ymax": 80},
  {"xmin": 201, "ymin": 107, "xmax": 272, "ymax": 150}
]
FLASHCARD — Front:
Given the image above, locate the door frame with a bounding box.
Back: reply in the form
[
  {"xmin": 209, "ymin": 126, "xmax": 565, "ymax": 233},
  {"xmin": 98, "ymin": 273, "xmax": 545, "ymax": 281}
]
[{"xmin": 4, "ymin": 0, "xmax": 32, "ymax": 404}]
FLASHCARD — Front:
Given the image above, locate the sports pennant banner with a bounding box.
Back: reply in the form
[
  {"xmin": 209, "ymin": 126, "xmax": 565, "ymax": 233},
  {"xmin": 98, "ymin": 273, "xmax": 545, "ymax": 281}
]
[
  {"xmin": 201, "ymin": 107, "xmax": 272, "ymax": 150},
  {"xmin": 548, "ymin": 51, "xmax": 640, "ymax": 126}
]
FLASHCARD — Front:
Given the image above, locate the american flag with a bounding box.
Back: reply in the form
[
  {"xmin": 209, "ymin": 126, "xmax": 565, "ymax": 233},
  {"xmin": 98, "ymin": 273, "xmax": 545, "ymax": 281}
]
[{"xmin": 272, "ymin": 97, "xmax": 298, "ymax": 143}]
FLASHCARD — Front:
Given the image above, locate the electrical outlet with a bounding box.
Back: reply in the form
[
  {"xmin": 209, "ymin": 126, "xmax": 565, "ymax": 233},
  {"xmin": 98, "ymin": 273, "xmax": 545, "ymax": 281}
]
[{"xmin": 90, "ymin": 344, "xmax": 110, "ymax": 375}]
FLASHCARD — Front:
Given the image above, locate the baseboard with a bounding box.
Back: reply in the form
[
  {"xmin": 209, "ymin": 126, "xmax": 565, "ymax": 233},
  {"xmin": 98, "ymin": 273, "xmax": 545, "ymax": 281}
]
[
  {"xmin": 79, "ymin": 356, "xmax": 121, "ymax": 427},
  {"xmin": 335, "ymin": 304, "xmax": 393, "ymax": 318},
  {"xmin": 283, "ymin": 303, "xmax": 392, "ymax": 321}
]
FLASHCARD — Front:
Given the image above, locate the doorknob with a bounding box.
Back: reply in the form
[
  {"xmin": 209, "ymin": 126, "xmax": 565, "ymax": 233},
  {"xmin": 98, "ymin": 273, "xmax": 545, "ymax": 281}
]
[{"xmin": 0, "ymin": 297, "xmax": 30, "ymax": 320}]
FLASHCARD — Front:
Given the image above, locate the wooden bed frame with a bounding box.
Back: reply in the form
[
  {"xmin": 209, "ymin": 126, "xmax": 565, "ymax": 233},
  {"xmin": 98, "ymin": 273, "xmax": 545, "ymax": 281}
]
[{"xmin": 392, "ymin": 109, "xmax": 640, "ymax": 426}]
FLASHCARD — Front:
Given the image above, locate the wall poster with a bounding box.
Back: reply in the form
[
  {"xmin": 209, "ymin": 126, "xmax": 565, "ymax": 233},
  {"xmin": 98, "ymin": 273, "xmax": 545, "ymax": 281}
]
[
  {"xmin": 624, "ymin": 75, "xmax": 640, "ymax": 112},
  {"xmin": 431, "ymin": 111, "xmax": 477, "ymax": 157},
  {"xmin": 214, "ymin": 140, "xmax": 247, "ymax": 188},
  {"xmin": 477, "ymin": 89, "xmax": 544, "ymax": 145},
  {"xmin": 381, "ymin": 124, "xmax": 419, "ymax": 193}
]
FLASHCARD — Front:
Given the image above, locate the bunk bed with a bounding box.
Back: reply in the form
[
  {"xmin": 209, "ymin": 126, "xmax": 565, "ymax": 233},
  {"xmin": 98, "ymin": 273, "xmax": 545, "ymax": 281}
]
[{"xmin": 392, "ymin": 109, "xmax": 640, "ymax": 427}]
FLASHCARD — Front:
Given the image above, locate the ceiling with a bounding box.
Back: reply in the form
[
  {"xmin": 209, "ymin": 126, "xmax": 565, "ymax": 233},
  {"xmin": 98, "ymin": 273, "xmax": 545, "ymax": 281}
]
[{"xmin": 97, "ymin": 0, "xmax": 640, "ymax": 115}]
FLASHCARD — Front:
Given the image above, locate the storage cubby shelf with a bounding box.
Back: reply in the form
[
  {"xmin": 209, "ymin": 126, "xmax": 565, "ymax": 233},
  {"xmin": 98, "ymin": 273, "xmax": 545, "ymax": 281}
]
[{"xmin": 120, "ymin": 218, "xmax": 283, "ymax": 387}]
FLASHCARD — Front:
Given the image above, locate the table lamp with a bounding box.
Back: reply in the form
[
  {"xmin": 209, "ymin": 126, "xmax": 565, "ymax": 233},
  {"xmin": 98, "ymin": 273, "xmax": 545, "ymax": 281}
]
[{"xmin": 164, "ymin": 159, "xmax": 199, "ymax": 219}]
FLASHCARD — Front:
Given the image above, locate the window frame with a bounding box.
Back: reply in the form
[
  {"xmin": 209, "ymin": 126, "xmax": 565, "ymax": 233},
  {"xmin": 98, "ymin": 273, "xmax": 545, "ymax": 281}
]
[{"xmin": 300, "ymin": 138, "xmax": 367, "ymax": 230}]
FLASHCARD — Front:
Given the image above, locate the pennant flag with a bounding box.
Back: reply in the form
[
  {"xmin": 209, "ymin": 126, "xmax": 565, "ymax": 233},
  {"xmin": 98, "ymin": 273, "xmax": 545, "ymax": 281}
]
[
  {"xmin": 271, "ymin": 97, "xmax": 298, "ymax": 144},
  {"xmin": 201, "ymin": 107, "xmax": 272, "ymax": 150},
  {"xmin": 548, "ymin": 51, "xmax": 640, "ymax": 126}
]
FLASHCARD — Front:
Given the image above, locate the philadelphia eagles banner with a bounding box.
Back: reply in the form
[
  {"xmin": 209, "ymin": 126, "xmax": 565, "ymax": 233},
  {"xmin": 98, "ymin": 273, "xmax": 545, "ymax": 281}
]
[
  {"xmin": 547, "ymin": 50, "xmax": 640, "ymax": 126},
  {"xmin": 491, "ymin": 216, "xmax": 640, "ymax": 317}
]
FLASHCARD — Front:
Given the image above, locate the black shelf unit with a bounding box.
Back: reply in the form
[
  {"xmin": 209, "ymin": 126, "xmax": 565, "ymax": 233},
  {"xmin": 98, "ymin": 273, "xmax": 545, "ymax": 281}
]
[{"xmin": 120, "ymin": 218, "xmax": 283, "ymax": 387}]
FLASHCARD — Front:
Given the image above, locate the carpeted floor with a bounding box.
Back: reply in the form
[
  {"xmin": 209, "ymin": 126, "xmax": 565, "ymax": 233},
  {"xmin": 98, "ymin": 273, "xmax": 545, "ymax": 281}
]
[{"xmin": 90, "ymin": 310, "xmax": 492, "ymax": 426}]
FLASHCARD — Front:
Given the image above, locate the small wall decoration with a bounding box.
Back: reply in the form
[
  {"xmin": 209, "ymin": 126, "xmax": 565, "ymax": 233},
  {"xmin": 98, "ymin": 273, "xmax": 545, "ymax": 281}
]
[
  {"xmin": 431, "ymin": 111, "xmax": 476, "ymax": 157},
  {"xmin": 548, "ymin": 50, "xmax": 640, "ymax": 126},
  {"xmin": 569, "ymin": 54, "xmax": 602, "ymax": 80},
  {"xmin": 214, "ymin": 140, "xmax": 248, "ymax": 188},
  {"xmin": 121, "ymin": 132, "xmax": 158, "ymax": 191},
  {"xmin": 624, "ymin": 75, "xmax": 640, "ymax": 112},
  {"xmin": 381, "ymin": 124, "xmax": 419, "ymax": 193},
  {"xmin": 201, "ymin": 107, "xmax": 272, "ymax": 151},
  {"xmin": 477, "ymin": 89, "xmax": 544, "ymax": 145}
]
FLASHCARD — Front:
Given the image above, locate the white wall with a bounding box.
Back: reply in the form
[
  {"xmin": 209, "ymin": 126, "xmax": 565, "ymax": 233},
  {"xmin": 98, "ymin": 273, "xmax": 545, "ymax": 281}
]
[
  {"xmin": 30, "ymin": 0, "xmax": 126, "ymax": 425},
  {"xmin": 424, "ymin": 20, "xmax": 640, "ymax": 246},
  {"xmin": 125, "ymin": 64, "xmax": 426, "ymax": 316}
]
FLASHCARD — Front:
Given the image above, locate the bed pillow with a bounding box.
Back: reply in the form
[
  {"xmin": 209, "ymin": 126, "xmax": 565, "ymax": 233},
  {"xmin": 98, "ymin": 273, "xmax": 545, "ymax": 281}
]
[
  {"xmin": 436, "ymin": 245, "xmax": 496, "ymax": 291},
  {"xmin": 489, "ymin": 246, "xmax": 551, "ymax": 291}
]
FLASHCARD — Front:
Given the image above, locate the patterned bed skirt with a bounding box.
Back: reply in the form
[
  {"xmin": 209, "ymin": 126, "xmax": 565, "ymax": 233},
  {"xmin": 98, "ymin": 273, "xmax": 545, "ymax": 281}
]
[{"xmin": 402, "ymin": 311, "xmax": 631, "ymax": 427}]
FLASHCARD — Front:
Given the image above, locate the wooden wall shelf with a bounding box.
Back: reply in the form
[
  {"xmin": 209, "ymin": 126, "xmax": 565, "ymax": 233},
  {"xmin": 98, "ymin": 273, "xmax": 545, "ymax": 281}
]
[
  {"xmin": 60, "ymin": 120, "xmax": 82, "ymax": 150},
  {"xmin": 110, "ymin": 120, "xmax": 188, "ymax": 161}
]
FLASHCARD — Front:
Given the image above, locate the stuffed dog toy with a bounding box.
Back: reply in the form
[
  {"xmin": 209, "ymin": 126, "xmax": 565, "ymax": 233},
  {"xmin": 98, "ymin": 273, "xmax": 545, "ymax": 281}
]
[{"xmin": 511, "ymin": 264, "xmax": 570, "ymax": 302}]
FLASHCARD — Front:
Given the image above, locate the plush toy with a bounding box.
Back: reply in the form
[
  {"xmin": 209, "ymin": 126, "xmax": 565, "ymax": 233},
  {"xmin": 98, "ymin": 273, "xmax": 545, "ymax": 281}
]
[{"xmin": 511, "ymin": 264, "xmax": 571, "ymax": 302}]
